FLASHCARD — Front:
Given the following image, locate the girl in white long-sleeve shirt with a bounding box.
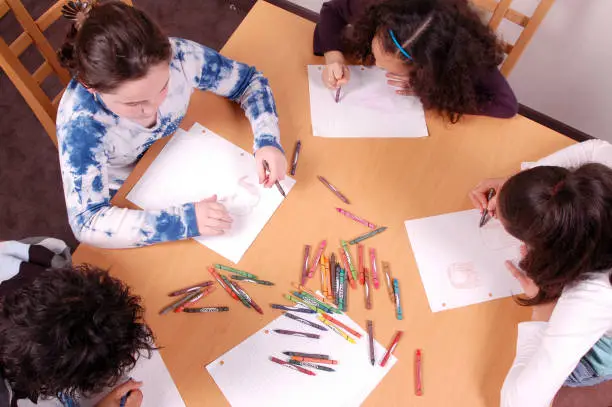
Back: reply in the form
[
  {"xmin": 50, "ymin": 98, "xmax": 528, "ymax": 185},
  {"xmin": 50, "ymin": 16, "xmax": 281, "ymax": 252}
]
[{"xmin": 469, "ymin": 139, "xmax": 612, "ymax": 407}]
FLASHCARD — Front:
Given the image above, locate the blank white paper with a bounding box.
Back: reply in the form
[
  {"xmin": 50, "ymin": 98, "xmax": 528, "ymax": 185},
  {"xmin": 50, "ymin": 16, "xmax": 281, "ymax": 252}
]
[
  {"xmin": 127, "ymin": 123, "xmax": 295, "ymax": 263},
  {"xmin": 405, "ymin": 210, "xmax": 524, "ymax": 312},
  {"xmin": 307, "ymin": 65, "xmax": 428, "ymax": 138},
  {"xmin": 206, "ymin": 313, "xmax": 397, "ymax": 407}
]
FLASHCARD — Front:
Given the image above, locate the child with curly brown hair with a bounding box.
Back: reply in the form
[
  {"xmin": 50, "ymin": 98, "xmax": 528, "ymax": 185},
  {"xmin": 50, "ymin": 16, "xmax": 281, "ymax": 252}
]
[
  {"xmin": 0, "ymin": 240, "xmax": 154, "ymax": 407},
  {"xmin": 314, "ymin": 0, "xmax": 518, "ymax": 122}
]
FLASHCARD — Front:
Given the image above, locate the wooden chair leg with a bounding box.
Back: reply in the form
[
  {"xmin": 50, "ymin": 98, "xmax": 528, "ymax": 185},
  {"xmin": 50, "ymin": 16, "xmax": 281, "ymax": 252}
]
[
  {"xmin": 0, "ymin": 37, "xmax": 58, "ymax": 147},
  {"xmin": 501, "ymin": 0, "xmax": 556, "ymax": 76}
]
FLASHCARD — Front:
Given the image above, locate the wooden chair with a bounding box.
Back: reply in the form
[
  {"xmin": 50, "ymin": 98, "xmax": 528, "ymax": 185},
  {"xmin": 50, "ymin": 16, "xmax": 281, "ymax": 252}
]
[
  {"xmin": 471, "ymin": 0, "xmax": 556, "ymax": 77},
  {"xmin": 0, "ymin": 0, "xmax": 132, "ymax": 147}
]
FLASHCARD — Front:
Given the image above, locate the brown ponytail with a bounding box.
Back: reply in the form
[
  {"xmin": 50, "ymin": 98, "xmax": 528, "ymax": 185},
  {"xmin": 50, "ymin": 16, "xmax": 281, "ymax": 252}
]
[
  {"xmin": 57, "ymin": 24, "xmax": 79, "ymax": 72},
  {"xmin": 57, "ymin": 1, "xmax": 171, "ymax": 92},
  {"xmin": 498, "ymin": 163, "xmax": 612, "ymax": 306}
]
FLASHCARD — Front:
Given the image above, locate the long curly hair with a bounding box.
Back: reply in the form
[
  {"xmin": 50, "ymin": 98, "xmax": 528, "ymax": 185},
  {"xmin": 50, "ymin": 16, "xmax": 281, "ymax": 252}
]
[
  {"xmin": 498, "ymin": 163, "xmax": 612, "ymax": 306},
  {"xmin": 349, "ymin": 0, "xmax": 504, "ymax": 122},
  {"xmin": 0, "ymin": 264, "xmax": 155, "ymax": 400}
]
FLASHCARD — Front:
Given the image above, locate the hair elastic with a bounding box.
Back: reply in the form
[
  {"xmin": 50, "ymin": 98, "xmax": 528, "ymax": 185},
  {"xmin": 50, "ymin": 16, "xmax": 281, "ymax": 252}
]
[
  {"xmin": 551, "ymin": 180, "xmax": 565, "ymax": 196},
  {"xmin": 388, "ymin": 29, "xmax": 413, "ymax": 61},
  {"xmin": 61, "ymin": 0, "xmax": 98, "ymax": 29}
]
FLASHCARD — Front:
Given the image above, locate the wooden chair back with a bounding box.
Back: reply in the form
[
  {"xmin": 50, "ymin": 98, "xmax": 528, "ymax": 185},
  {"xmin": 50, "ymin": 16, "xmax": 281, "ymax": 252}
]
[
  {"xmin": 471, "ymin": 0, "xmax": 556, "ymax": 76},
  {"xmin": 0, "ymin": 0, "xmax": 132, "ymax": 147}
]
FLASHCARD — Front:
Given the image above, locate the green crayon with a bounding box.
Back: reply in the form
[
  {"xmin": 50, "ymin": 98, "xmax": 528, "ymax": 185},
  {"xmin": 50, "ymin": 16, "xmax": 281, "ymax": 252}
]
[
  {"xmin": 341, "ymin": 240, "xmax": 358, "ymax": 282},
  {"xmin": 230, "ymin": 275, "xmax": 274, "ymax": 286},
  {"xmin": 215, "ymin": 264, "xmax": 258, "ymax": 279}
]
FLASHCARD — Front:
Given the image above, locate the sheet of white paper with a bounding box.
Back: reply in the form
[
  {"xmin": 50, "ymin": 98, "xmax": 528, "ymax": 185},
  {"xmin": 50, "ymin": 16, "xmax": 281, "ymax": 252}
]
[
  {"xmin": 206, "ymin": 313, "xmax": 397, "ymax": 407},
  {"xmin": 127, "ymin": 123, "xmax": 295, "ymax": 263},
  {"xmin": 405, "ymin": 210, "xmax": 524, "ymax": 312},
  {"xmin": 21, "ymin": 350, "xmax": 185, "ymax": 407},
  {"xmin": 307, "ymin": 65, "xmax": 428, "ymax": 138}
]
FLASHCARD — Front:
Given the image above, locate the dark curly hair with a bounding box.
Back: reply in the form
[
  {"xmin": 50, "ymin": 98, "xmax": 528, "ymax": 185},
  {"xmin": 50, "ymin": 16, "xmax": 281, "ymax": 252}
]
[
  {"xmin": 349, "ymin": 0, "xmax": 504, "ymax": 122},
  {"xmin": 0, "ymin": 264, "xmax": 155, "ymax": 400},
  {"xmin": 498, "ymin": 163, "xmax": 612, "ymax": 306},
  {"xmin": 57, "ymin": 1, "xmax": 171, "ymax": 92}
]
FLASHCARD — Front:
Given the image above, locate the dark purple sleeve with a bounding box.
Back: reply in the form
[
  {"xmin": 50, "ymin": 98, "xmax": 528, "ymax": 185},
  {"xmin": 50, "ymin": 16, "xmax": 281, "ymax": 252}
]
[
  {"xmin": 476, "ymin": 68, "xmax": 519, "ymax": 119},
  {"xmin": 313, "ymin": 0, "xmax": 365, "ymax": 56}
]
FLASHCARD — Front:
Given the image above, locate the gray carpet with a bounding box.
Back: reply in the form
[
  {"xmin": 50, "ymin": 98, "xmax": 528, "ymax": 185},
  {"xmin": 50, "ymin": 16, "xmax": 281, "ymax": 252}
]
[{"xmin": 0, "ymin": 0, "xmax": 256, "ymax": 249}]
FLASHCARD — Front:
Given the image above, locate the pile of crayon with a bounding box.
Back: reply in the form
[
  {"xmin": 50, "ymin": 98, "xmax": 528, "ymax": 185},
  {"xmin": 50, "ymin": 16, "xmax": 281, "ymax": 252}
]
[
  {"xmin": 299, "ymin": 237, "xmax": 403, "ymax": 320},
  {"xmin": 159, "ymin": 264, "xmax": 273, "ymax": 315},
  {"xmin": 266, "ymin": 309, "xmax": 364, "ymax": 375}
]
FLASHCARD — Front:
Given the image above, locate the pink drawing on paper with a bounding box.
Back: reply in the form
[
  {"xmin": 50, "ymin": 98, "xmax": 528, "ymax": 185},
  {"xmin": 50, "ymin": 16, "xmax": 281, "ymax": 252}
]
[
  {"xmin": 447, "ymin": 261, "xmax": 481, "ymax": 289},
  {"xmin": 218, "ymin": 175, "xmax": 261, "ymax": 216},
  {"xmin": 479, "ymin": 220, "xmax": 519, "ymax": 251}
]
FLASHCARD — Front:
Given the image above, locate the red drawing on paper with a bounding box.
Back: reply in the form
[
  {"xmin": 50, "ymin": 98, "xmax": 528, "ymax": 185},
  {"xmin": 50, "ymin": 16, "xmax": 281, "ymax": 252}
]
[{"xmin": 447, "ymin": 261, "xmax": 481, "ymax": 289}]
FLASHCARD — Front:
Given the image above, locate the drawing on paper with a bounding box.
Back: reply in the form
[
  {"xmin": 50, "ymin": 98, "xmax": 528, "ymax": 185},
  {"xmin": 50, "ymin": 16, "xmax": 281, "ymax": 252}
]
[
  {"xmin": 307, "ymin": 65, "xmax": 428, "ymax": 138},
  {"xmin": 479, "ymin": 220, "xmax": 518, "ymax": 251},
  {"xmin": 353, "ymin": 93, "xmax": 396, "ymax": 111},
  {"xmin": 218, "ymin": 175, "xmax": 261, "ymax": 216},
  {"xmin": 447, "ymin": 261, "xmax": 481, "ymax": 289}
]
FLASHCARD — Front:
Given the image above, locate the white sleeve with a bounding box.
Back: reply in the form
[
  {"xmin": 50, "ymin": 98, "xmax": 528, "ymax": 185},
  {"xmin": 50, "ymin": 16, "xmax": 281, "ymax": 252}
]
[
  {"xmin": 501, "ymin": 276, "xmax": 612, "ymax": 407},
  {"xmin": 523, "ymin": 139, "xmax": 612, "ymax": 170}
]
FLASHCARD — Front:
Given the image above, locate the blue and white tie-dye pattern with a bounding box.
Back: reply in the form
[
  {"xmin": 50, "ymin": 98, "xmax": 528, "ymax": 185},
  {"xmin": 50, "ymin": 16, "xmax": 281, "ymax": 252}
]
[{"xmin": 56, "ymin": 38, "xmax": 282, "ymax": 248}]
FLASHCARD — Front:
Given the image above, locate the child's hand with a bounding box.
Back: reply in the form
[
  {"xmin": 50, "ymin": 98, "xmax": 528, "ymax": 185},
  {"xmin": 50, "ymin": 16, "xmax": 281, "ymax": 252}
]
[
  {"xmin": 322, "ymin": 51, "xmax": 350, "ymax": 89},
  {"xmin": 386, "ymin": 73, "xmax": 414, "ymax": 96},
  {"xmin": 95, "ymin": 379, "xmax": 143, "ymax": 407},
  {"xmin": 255, "ymin": 146, "xmax": 287, "ymax": 188},
  {"xmin": 507, "ymin": 259, "xmax": 558, "ymax": 322},
  {"xmin": 195, "ymin": 195, "xmax": 233, "ymax": 235},
  {"xmin": 505, "ymin": 260, "xmax": 539, "ymax": 298},
  {"xmin": 468, "ymin": 177, "xmax": 508, "ymax": 218}
]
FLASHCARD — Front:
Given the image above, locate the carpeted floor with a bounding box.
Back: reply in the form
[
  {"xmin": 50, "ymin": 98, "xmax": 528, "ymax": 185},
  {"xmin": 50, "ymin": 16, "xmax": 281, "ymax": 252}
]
[{"xmin": 0, "ymin": 0, "xmax": 256, "ymax": 249}]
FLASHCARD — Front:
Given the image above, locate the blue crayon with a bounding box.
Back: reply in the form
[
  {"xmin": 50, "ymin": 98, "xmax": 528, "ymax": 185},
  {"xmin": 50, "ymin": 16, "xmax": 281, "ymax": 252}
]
[{"xmin": 393, "ymin": 278, "xmax": 403, "ymax": 320}]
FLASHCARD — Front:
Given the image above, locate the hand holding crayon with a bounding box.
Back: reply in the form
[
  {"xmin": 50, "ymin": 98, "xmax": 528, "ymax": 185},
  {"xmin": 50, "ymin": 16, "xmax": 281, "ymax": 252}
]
[{"xmin": 255, "ymin": 146, "xmax": 287, "ymax": 188}]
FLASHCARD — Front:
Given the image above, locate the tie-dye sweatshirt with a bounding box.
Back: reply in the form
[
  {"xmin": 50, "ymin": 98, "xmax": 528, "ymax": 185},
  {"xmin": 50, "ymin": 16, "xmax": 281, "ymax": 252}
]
[{"xmin": 56, "ymin": 38, "xmax": 282, "ymax": 249}]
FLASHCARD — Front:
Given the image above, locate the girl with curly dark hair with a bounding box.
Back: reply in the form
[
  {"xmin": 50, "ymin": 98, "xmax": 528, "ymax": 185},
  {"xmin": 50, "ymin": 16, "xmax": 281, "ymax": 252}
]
[
  {"xmin": 469, "ymin": 140, "xmax": 612, "ymax": 406},
  {"xmin": 0, "ymin": 241, "xmax": 154, "ymax": 407},
  {"xmin": 314, "ymin": 0, "xmax": 518, "ymax": 122}
]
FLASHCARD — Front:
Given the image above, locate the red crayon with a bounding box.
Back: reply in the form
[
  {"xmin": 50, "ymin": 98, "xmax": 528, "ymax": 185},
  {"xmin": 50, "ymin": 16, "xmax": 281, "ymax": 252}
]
[
  {"xmin": 320, "ymin": 313, "xmax": 362, "ymax": 338},
  {"xmin": 208, "ymin": 267, "xmax": 238, "ymax": 300},
  {"xmin": 415, "ymin": 349, "xmax": 423, "ymax": 396},
  {"xmin": 381, "ymin": 331, "xmax": 403, "ymax": 367},
  {"xmin": 340, "ymin": 249, "xmax": 357, "ymax": 289}
]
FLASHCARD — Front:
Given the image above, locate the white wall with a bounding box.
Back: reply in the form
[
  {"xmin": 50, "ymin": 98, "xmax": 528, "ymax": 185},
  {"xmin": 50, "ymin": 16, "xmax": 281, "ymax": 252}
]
[
  {"xmin": 290, "ymin": 0, "xmax": 324, "ymax": 13},
  {"xmin": 505, "ymin": 0, "xmax": 612, "ymax": 141}
]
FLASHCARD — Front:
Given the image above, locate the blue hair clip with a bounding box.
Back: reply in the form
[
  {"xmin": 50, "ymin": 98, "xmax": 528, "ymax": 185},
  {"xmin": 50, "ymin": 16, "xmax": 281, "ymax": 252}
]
[{"xmin": 388, "ymin": 29, "xmax": 413, "ymax": 61}]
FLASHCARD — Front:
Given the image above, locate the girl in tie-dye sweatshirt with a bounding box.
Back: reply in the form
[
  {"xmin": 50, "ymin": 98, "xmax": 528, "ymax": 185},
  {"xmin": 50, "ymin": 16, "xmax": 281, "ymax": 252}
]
[{"xmin": 55, "ymin": 1, "xmax": 287, "ymax": 249}]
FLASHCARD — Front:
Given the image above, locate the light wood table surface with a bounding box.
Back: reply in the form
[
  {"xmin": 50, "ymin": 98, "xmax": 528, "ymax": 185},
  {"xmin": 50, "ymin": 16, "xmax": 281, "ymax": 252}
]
[{"xmin": 73, "ymin": 2, "xmax": 575, "ymax": 406}]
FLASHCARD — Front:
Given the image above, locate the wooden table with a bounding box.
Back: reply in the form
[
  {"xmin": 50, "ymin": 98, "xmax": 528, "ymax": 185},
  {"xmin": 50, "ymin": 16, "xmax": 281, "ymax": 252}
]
[{"xmin": 73, "ymin": 2, "xmax": 575, "ymax": 406}]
